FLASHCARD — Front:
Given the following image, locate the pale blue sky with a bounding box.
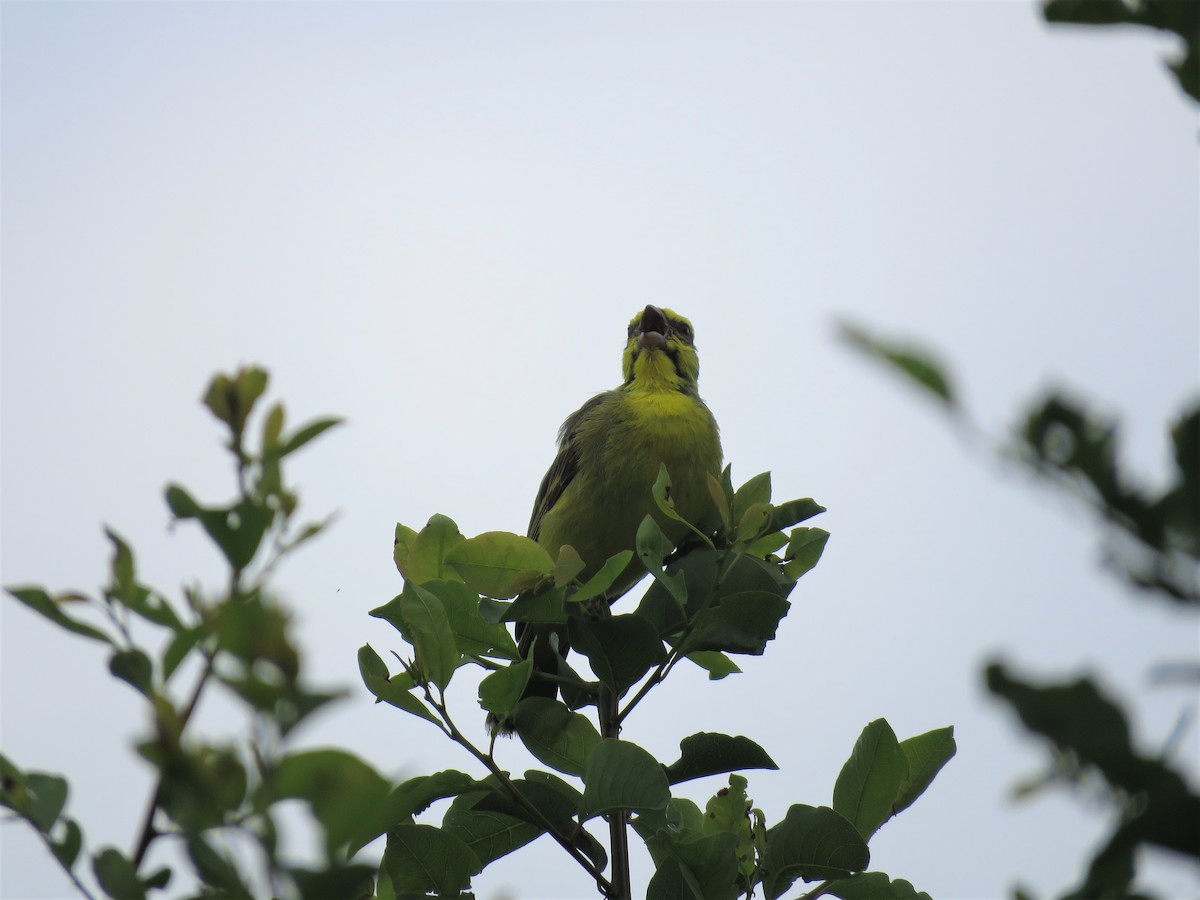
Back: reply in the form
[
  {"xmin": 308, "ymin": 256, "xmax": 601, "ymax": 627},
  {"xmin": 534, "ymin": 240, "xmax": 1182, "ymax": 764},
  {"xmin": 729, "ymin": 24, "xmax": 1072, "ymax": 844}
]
[{"xmin": 2, "ymin": 2, "xmax": 1197, "ymax": 898}]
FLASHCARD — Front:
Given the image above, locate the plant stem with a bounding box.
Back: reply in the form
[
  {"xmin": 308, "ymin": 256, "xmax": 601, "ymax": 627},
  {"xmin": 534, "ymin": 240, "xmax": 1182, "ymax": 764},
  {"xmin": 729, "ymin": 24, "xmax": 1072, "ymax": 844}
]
[
  {"xmin": 425, "ymin": 689, "xmax": 614, "ymax": 896},
  {"xmin": 597, "ymin": 683, "xmax": 631, "ymax": 900}
]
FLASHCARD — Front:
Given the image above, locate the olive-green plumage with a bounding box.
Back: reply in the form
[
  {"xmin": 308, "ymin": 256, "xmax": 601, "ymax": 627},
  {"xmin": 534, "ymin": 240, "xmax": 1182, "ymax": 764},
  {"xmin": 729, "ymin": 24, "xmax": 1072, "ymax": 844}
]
[{"xmin": 511, "ymin": 305, "xmax": 723, "ymax": 717}]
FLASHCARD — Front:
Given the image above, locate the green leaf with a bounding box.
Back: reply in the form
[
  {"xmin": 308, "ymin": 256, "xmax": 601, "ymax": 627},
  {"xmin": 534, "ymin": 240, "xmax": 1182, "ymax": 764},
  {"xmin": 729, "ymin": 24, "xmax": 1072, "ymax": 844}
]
[
  {"xmin": 92, "ymin": 847, "xmax": 147, "ymax": 900},
  {"xmin": 825, "ymin": 871, "xmax": 933, "ymax": 900},
  {"xmin": 161, "ymin": 627, "xmax": 202, "ymax": 683},
  {"xmin": 664, "ymin": 733, "xmax": 778, "ymax": 786},
  {"xmin": 701, "ymin": 774, "xmax": 755, "ymax": 885},
  {"xmin": 422, "ymin": 580, "xmax": 518, "ymax": 660},
  {"xmin": 569, "ymin": 614, "xmax": 666, "ymax": 696},
  {"xmin": 201, "ymin": 367, "xmax": 268, "ymax": 436},
  {"xmin": 185, "ymin": 833, "xmax": 253, "ymax": 898},
  {"xmin": 894, "ymin": 727, "xmax": 956, "ymax": 816},
  {"xmin": 681, "ymin": 591, "xmax": 791, "ymax": 656},
  {"xmin": 646, "ymin": 833, "xmax": 741, "ymax": 900},
  {"xmin": 580, "ymin": 739, "xmax": 671, "ymax": 818},
  {"xmin": 288, "ymin": 863, "xmax": 377, "ymax": 900},
  {"xmin": 393, "ymin": 523, "xmax": 418, "ymax": 579},
  {"xmin": 348, "ymin": 770, "xmax": 479, "ymax": 856},
  {"xmin": 684, "ymin": 651, "xmax": 742, "ymax": 680},
  {"xmin": 706, "ymin": 473, "xmax": 733, "ymax": 531},
  {"xmin": 407, "ymin": 514, "xmax": 466, "ymax": 584},
  {"xmin": 6, "ymin": 586, "xmax": 111, "ymax": 644},
  {"xmin": 839, "ymin": 322, "xmax": 957, "ymax": 407},
  {"xmin": 552, "ymin": 544, "xmax": 587, "ymax": 587},
  {"xmin": 445, "ymin": 531, "xmax": 554, "ymax": 599},
  {"xmin": 767, "ymin": 498, "xmax": 826, "ymax": 532},
  {"xmin": 512, "ymin": 697, "xmax": 601, "ymax": 777},
  {"xmin": 636, "ymin": 513, "xmax": 674, "ymax": 571},
  {"xmin": 399, "ymin": 583, "xmax": 459, "ymax": 690},
  {"xmin": 25, "ymin": 773, "xmax": 69, "ymax": 831},
  {"xmin": 784, "ymin": 527, "xmax": 830, "ymax": 581},
  {"xmin": 50, "ymin": 817, "xmax": 83, "ymax": 870},
  {"xmin": 735, "ymin": 502, "xmax": 772, "ymax": 543},
  {"xmin": 278, "ymin": 416, "xmax": 342, "ymax": 458},
  {"xmin": 166, "ymin": 492, "xmax": 271, "ymax": 572},
  {"xmin": 732, "ymin": 472, "xmax": 771, "ymax": 523},
  {"xmin": 267, "ymin": 750, "xmax": 391, "ymax": 853},
  {"xmin": 357, "ymin": 645, "xmax": 440, "ymax": 725},
  {"xmin": 442, "ymin": 789, "xmax": 543, "ymax": 868},
  {"xmin": 109, "ymin": 649, "xmax": 155, "ymax": 697},
  {"xmin": 571, "ymin": 550, "xmax": 636, "ymax": 603},
  {"xmin": 503, "ymin": 584, "xmax": 566, "ymax": 624},
  {"xmin": 761, "ymin": 805, "xmax": 870, "ymax": 899},
  {"xmin": 478, "ymin": 657, "xmax": 533, "ymax": 719},
  {"xmin": 832, "ymin": 719, "xmax": 909, "ymax": 841},
  {"xmin": 384, "ymin": 823, "xmax": 481, "ymax": 894}
]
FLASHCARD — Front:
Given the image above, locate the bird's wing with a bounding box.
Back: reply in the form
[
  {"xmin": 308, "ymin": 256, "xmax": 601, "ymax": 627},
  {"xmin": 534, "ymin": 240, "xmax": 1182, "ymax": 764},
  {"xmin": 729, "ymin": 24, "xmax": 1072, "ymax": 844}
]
[{"xmin": 527, "ymin": 392, "xmax": 609, "ymax": 541}]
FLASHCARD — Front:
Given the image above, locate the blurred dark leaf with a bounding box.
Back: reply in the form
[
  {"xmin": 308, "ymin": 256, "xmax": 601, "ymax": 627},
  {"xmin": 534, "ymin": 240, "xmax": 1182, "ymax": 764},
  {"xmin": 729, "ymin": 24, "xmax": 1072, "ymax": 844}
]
[{"xmin": 663, "ymin": 732, "xmax": 778, "ymax": 786}]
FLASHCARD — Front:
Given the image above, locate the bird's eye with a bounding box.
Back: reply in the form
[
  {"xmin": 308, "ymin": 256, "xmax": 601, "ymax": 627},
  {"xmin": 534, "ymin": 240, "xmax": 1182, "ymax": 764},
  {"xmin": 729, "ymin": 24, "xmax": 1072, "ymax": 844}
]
[{"xmin": 674, "ymin": 321, "xmax": 694, "ymax": 342}]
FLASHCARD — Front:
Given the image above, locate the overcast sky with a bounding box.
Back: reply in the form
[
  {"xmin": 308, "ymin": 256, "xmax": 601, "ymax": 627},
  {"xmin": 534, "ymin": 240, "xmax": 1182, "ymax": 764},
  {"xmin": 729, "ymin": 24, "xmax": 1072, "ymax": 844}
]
[{"xmin": 2, "ymin": 2, "xmax": 1197, "ymax": 899}]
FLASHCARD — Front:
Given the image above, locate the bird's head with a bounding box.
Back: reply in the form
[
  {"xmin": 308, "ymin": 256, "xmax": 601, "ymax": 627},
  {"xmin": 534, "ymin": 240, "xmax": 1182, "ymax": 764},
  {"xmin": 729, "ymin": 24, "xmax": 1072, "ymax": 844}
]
[{"xmin": 621, "ymin": 305, "xmax": 701, "ymax": 393}]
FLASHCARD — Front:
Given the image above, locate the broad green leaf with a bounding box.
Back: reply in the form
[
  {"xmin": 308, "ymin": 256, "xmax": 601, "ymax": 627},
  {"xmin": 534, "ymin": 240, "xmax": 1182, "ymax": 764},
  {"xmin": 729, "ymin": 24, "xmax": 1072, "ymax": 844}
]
[
  {"xmin": 168, "ymin": 494, "xmax": 270, "ymax": 573},
  {"xmin": 478, "ymin": 657, "xmax": 533, "ymax": 718},
  {"xmin": 185, "ymin": 834, "xmax": 252, "ymax": 898},
  {"xmin": 108, "ymin": 649, "xmax": 155, "ymax": 697},
  {"xmin": 348, "ymin": 770, "xmax": 479, "ymax": 856},
  {"xmin": 6, "ymin": 586, "xmax": 110, "ymax": 644},
  {"xmin": 287, "ymin": 864, "xmax": 376, "ymax": 899},
  {"xmin": 445, "ymin": 531, "xmax": 554, "ymax": 599},
  {"xmin": 702, "ymin": 774, "xmax": 755, "ymax": 884},
  {"xmin": 569, "ymin": 614, "xmax": 666, "ymax": 696},
  {"xmin": 745, "ymin": 530, "xmax": 789, "ymax": 558},
  {"xmin": 384, "ymin": 823, "xmax": 481, "ymax": 894},
  {"xmin": 684, "ymin": 651, "xmax": 742, "ymax": 680},
  {"xmin": 512, "ymin": 697, "xmax": 601, "ymax": 777},
  {"xmin": 735, "ymin": 501, "xmax": 771, "ymax": 542},
  {"xmin": 49, "ymin": 817, "xmax": 83, "ymax": 870},
  {"xmin": 636, "ymin": 514, "xmax": 674, "ymax": 571},
  {"xmin": 580, "ymin": 739, "xmax": 671, "ymax": 817},
  {"xmin": 664, "ymin": 733, "xmax": 778, "ymax": 786},
  {"xmin": 732, "ymin": 472, "xmax": 771, "ymax": 522},
  {"xmin": 571, "ymin": 550, "xmax": 636, "ymax": 603},
  {"xmin": 894, "ymin": 727, "xmax": 956, "ymax": 816},
  {"xmin": 706, "ymin": 473, "xmax": 733, "ymax": 531},
  {"xmin": 442, "ymin": 789, "xmax": 542, "ymax": 867},
  {"xmin": 503, "ymin": 584, "xmax": 566, "ymax": 624},
  {"xmin": 824, "ymin": 871, "xmax": 933, "ymax": 899},
  {"xmin": 92, "ymin": 848, "xmax": 147, "ymax": 900},
  {"xmin": 768, "ymin": 497, "xmax": 826, "ymax": 532},
  {"xmin": 422, "ymin": 580, "xmax": 518, "ymax": 660},
  {"xmin": 400, "ymin": 583, "xmax": 459, "ymax": 690},
  {"xmin": 832, "ymin": 719, "xmax": 908, "ymax": 840},
  {"xmin": 761, "ymin": 805, "xmax": 869, "ymax": 899},
  {"xmin": 646, "ymin": 832, "xmax": 740, "ymax": 900},
  {"xmin": 357, "ymin": 644, "xmax": 440, "ymax": 725},
  {"xmin": 840, "ymin": 322, "xmax": 957, "ymax": 407},
  {"xmin": 25, "ymin": 773, "xmax": 69, "ymax": 831},
  {"xmin": 681, "ymin": 591, "xmax": 791, "ymax": 656},
  {"xmin": 407, "ymin": 514, "xmax": 466, "ymax": 584},
  {"xmin": 393, "ymin": 523, "xmax": 418, "ymax": 579},
  {"xmin": 784, "ymin": 527, "xmax": 830, "ymax": 581},
  {"xmin": 267, "ymin": 750, "xmax": 391, "ymax": 853},
  {"xmin": 552, "ymin": 544, "xmax": 587, "ymax": 587},
  {"xmin": 162, "ymin": 627, "xmax": 202, "ymax": 682}
]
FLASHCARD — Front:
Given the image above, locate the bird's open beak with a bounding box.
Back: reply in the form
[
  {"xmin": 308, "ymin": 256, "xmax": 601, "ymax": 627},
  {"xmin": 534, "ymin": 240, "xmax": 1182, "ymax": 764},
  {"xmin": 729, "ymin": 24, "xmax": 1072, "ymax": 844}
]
[{"xmin": 638, "ymin": 305, "xmax": 670, "ymax": 351}]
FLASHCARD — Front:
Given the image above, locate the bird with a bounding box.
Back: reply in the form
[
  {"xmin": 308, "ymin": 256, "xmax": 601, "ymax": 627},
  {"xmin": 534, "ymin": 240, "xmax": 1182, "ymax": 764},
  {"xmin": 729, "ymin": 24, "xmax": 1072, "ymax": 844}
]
[{"xmin": 499, "ymin": 305, "xmax": 723, "ymax": 729}]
